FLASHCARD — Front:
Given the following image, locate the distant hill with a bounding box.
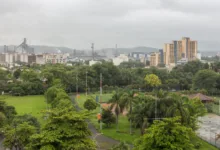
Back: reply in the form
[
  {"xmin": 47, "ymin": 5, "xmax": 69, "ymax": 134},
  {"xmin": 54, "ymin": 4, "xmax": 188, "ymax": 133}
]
[
  {"xmin": 0, "ymin": 45, "xmax": 158, "ymax": 54},
  {"xmin": 101, "ymin": 46, "xmax": 158, "ymax": 54}
]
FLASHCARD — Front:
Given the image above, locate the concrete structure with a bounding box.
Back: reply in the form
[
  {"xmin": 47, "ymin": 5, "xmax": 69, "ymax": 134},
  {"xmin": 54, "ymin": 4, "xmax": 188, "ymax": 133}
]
[
  {"xmin": 112, "ymin": 54, "xmax": 129, "ymax": 66},
  {"xmin": 89, "ymin": 60, "xmax": 101, "ymax": 66},
  {"xmin": 44, "ymin": 53, "xmax": 69, "ymax": 64},
  {"xmin": 150, "ymin": 52, "xmax": 160, "ymax": 66},
  {"xmin": 163, "ymin": 37, "xmax": 197, "ymax": 66}
]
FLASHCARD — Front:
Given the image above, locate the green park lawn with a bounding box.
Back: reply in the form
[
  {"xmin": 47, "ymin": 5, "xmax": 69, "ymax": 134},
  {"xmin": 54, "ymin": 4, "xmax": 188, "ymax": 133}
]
[
  {"xmin": 0, "ymin": 95, "xmax": 47, "ymax": 124},
  {"xmin": 77, "ymin": 93, "xmax": 218, "ymax": 149}
]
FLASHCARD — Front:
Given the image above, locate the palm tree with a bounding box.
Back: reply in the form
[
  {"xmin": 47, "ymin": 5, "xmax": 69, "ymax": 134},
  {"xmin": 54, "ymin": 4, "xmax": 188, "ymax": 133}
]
[
  {"xmin": 130, "ymin": 94, "xmax": 156, "ymax": 135},
  {"xmin": 119, "ymin": 90, "xmax": 136, "ymax": 134},
  {"xmin": 166, "ymin": 94, "xmax": 192, "ymax": 125},
  {"xmin": 109, "ymin": 91, "xmax": 122, "ymax": 132}
]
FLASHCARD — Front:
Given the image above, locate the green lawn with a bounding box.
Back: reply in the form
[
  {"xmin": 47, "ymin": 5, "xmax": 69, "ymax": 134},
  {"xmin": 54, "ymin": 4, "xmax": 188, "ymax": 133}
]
[{"xmin": 0, "ymin": 95, "xmax": 47, "ymax": 124}]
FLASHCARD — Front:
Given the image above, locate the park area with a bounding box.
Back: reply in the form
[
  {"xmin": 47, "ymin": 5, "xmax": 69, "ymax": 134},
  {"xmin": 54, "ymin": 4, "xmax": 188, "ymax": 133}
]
[
  {"xmin": 0, "ymin": 94, "xmax": 218, "ymax": 150},
  {"xmin": 76, "ymin": 93, "xmax": 218, "ymax": 150}
]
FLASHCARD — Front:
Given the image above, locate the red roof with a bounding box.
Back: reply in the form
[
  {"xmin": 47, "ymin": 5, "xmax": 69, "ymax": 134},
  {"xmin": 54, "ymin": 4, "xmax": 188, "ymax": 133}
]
[{"xmin": 188, "ymin": 93, "xmax": 213, "ymax": 102}]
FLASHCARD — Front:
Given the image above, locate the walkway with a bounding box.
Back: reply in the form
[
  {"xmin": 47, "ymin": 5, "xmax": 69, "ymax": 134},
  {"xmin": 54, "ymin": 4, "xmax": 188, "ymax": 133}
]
[{"xmin": 70, "ymin": 95, "xmax": 119, "ymax": 150}]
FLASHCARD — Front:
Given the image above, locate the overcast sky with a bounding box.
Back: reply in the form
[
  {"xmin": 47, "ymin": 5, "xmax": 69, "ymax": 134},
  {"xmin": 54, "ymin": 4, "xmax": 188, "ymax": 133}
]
[{"xmin": 0, "ymin": 0, "xmax": 220, "ymax": 51}]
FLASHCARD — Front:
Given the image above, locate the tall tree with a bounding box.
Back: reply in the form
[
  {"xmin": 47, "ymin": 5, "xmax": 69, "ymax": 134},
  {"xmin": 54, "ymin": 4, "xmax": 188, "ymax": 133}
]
[
  {"xmin": 134, "ymin": 117, "xmax": 195, "ymax": 150},
  {"xmin": 193, "ymin": 69, "xmax": 219, "ymax": 91},
  {"xmin": 119, "ymin": 90, "xmax": 136, "ymax": 134},
  {"xmin": 109, "ymin": 91, "xmax": 123, "ymax": 132},
  {"xmin": 28, "ymin": 107, "xmax": 96, "ymax": 150},
  {"xmin": 144, "ymin": 74, "xmax": 161, "ymax": 90}
]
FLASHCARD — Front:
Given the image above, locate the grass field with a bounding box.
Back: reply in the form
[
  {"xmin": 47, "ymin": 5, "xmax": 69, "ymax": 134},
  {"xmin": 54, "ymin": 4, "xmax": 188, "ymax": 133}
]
[{"xmin": 0, "ymin": 95, "xmax": 47, "ymax": 124}]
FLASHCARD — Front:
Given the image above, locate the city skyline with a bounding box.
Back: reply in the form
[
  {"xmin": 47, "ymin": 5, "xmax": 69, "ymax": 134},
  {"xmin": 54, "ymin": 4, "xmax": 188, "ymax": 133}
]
[{"xmin": 1, "ymin": 0, "xmax": 220, "ymax": 50}]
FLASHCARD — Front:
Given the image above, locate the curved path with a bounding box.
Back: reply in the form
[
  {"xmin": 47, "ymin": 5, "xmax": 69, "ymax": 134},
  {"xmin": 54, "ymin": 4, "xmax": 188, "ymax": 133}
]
[{"xmin": 70, "ymin": 95, "xmax": 119, "ymax": 150}]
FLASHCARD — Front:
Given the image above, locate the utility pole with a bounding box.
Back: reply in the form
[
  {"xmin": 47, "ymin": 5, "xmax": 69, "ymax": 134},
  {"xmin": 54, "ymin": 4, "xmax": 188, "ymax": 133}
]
[
  {"xmin": 100, "ymin": 73, "xmax": 102, "ymax": 131},
  {"xmin": 76, "ymin": 73, "xmax": 78, "ymax": 101},
  {"xmin": 91, "ymin": 43, "xmax": 94, "ymax": 60},
  {"xmin": 86, "ymin": 70, "xmax": 88, "ymax": 97}
]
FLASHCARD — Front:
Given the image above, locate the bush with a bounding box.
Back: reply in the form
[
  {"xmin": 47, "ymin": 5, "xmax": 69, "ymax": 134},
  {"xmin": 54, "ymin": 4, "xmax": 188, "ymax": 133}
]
[
  {"xmin": 83, "ymin": 98, "xmax": 97, "ymax": 111},
  {"xmin": 102, "ymin": 109, "xmax": 116, "ymax": 127},
  {"xmin": 11, "ymin": 87, "xmax": 25, "ymax": 96}
]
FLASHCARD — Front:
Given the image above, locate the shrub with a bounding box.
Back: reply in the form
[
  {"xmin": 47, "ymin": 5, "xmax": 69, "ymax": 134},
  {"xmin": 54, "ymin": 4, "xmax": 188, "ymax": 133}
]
[
  {"xmin": 83, "ymin": 98, "xmax": 97, "ymax": 111},
  {"xmin": 102, "ymin": 109, "xmax": 116, "ymax": 127}
]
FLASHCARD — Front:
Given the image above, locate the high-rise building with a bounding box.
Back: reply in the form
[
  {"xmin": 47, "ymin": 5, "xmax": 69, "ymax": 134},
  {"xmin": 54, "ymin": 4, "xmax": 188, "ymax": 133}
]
[
  {"xmin": 163, "ymin": 37, "xmax": 197, "ymax": 65},
  {"xmin": 150, "ymin": 52, "xmax": 160, "ymax": 66}
]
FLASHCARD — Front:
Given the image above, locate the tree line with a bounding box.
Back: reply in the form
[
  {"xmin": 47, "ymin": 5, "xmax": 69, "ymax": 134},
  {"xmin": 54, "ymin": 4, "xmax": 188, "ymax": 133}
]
[{"xmin": 1, "ymin": 60, "xmax": 220, "ymax": 96}]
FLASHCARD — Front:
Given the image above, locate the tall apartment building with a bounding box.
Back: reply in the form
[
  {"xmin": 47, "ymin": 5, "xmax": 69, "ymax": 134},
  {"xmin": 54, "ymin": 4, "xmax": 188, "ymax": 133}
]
[
  {"xmin": 163, "ymin": 37, "xmax": 197, "ymax": 65},
  {"xmin": 150, "ymin": 52, "xmax": 160, "ymax": 66}
]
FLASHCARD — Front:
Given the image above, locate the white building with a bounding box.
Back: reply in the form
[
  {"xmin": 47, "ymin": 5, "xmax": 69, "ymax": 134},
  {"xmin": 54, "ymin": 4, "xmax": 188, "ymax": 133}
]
[
  {"xmin": 89, "ymin": 60, "xmax": 101, "ymax": 66},
  {"xmin": 44, "ymin": 53, "xmax": 69, "ymax": 64},
  {"xmin": 112, "ymin": 54, "xmax": 129, "ymax": 66}
]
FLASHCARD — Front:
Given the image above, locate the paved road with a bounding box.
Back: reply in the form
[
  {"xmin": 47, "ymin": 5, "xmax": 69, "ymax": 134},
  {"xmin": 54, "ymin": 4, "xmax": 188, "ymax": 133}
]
[{"xmin": 70, "ymin": 95, "xmax": 119, "ymax": 150}]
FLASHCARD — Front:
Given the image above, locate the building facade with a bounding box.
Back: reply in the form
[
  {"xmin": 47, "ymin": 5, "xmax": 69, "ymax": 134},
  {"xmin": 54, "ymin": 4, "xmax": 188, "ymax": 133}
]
[
  {"xmin": 150, "ymin": 52, "xmax": 160, "ymax": 66},
  {"xmin": 112, "ymin": 54, "xmax": 129, "ymax": 66},
  {"xmin": 163, "ymin": 37, "xmax": 197, "ymax": 66}
]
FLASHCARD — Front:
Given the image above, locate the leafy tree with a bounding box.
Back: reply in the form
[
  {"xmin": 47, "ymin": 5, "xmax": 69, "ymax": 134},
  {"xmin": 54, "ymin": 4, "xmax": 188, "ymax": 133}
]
[
  {"xmin": 165, "ymin": 79, "xmax": 179, "ymax": 90},
  {"xmin": 11, "ymin": 86, "xmax": 25, "ymax": 96},
  {"xmin": 102, "ymin": 109, "xmax": 116, "ymax": 127},
  {"xmin": 83, "ymin": 98, "xmax": 97, "ymax": 111},
  {"xmin": 144, "ymin": 74, "xmax": 161, "ymax": 89},
  {"xmin": 134, "ymin": 117, "xmax": 195, "ymax": 150},
  {"xmin": 44, "ymin": 86, "xmax": 64, "ymax": 105},
  {"xmin": 193, "ymin": 69, "xmax": 219, "ymax": 91},
  {"xmin": 12, "ymin": 114, "xmax": 40, "ymax": 130},
  {"xmin": 0, "ymin": 101, "xmax": 17, "ymax": 125},
  {"xmin": 3, "ymin": 122, "xmax": 37, "ymax": 150},
  {"xmin": 13, "ymin": 69, "xmax": 21, "ymax": 79},
  {"xmin": 29, "ymin": 108, "xmax": 96, "ymax": 150},
  {"xmin": 21, "ymin": 69, "xmax": 39, "ymax": 82}
]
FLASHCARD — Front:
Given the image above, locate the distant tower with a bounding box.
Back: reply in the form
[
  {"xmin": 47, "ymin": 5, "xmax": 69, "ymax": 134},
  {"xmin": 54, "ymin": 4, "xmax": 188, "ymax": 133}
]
[{"xmin": 91, "ymin": 43, "xmax": 94, "ymax": 60}]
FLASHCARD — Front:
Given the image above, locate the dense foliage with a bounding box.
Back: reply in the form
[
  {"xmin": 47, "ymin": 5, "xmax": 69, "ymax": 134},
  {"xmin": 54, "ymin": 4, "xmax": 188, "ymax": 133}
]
[{"xmin": 1, "ymin": 60, "xmax": 220, "ymax": 95}]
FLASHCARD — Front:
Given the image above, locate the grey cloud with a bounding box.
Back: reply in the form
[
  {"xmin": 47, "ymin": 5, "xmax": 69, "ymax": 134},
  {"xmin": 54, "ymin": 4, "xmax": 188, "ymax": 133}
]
[{"xmin": 0, "ymin": 0, "xmax": 220, "ymax": 51}]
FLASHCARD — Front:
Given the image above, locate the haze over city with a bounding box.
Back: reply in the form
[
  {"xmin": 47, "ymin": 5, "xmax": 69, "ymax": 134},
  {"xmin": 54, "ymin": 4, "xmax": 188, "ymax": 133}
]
[{"xmin": 1, "ymin": 0, "xmax": 220, "ymax": 50}]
